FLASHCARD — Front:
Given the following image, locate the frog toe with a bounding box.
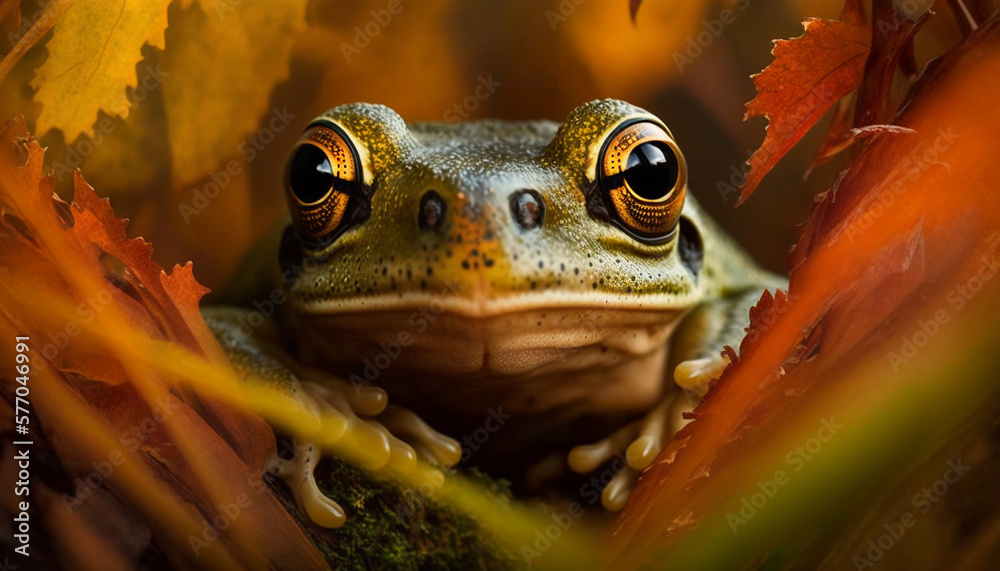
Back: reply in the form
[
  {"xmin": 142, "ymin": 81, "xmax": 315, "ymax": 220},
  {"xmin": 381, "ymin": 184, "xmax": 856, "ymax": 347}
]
[
  {"xmin": 568, "ymin": 422, "xmax": 637, "ymax": 474},
  {"xmin": 623, "ymin": 398, "xmax": 674, "ymax": 470},
  {"xmin": 380, "ymin": 405, "xmax": 462, "ymax": 468},
  {"xmin": 567, "ymin": 394, "xmax": 688, "ymax": 510},
  {"xmin": 346, "ymin": 384, "xmax": 389, "ymax": 416},
  {"xmin": 673, "ymin": 353, "xmax": 730, "ymax": 395},
  {"xmin": 302, "ymin": 380, "xmax": 393, "ymax": 470},
  {"xmin": 568, "ymin": 430, "xmax": 644, "ymax": 510},
  {"xmin": 272, "ymin": 440, "xmax": 347, "ymax": 529},
  {"xmin": 601, "ymin": 467, "xmax": 640, "ymax": 511},
  {"xmin": 377, "ymin": 424, "xmax": 420, "ymax": 474}
]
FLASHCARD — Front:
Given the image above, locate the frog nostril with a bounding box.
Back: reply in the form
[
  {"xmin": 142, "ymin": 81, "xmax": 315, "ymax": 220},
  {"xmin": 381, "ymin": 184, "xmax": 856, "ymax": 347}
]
[
  {"xmin": 510, "ymin": 189, "xmax": 545, "ymax": 230},
  {"xmin": 419, "ymin": 190, "xmax": 446, "ymax": 231}
]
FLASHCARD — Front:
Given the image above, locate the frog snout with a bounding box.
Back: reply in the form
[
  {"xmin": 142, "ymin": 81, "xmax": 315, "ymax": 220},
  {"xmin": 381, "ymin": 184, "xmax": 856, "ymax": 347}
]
[
  {"xmin": 414, "ymin": 187, "xmax": 546, "ymax": 234},
  {"xmin": 402, "ymin": 183, "xmax": 552, "ymax": 293}
]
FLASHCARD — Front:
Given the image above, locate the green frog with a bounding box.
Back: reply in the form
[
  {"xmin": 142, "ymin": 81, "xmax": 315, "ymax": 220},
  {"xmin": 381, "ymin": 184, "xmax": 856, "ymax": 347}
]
[{"xmin": 203, "ymin": 99, "xmax": 784, "ymax": 528}]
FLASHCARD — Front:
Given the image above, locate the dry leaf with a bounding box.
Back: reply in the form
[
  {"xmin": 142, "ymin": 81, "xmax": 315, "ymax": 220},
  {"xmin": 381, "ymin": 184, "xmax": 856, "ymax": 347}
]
[
  {"xmin": 610, "ymin": 17, "xmax": 1000, "ymax": 567},
  {"xmin": 161, "ymin": 0, "xmax": 307, "ymax": 188},
  {"xmin": 31, "ymin": 0, "xmax": 172, "ymax": 141},
  {"xmin": 739, "ymin": 0, "xmax": 870, "ymax": 204},
  {"xmin": 0, "ymin": 117, "xmax": 326, "ymax": 569},
  {"xmin": 854, "ymin": 0, "xmax": 930, "ymax": 128},
  {"xmin": 806, "ymin": 93, "xmax": 856, "ymax": 176}
]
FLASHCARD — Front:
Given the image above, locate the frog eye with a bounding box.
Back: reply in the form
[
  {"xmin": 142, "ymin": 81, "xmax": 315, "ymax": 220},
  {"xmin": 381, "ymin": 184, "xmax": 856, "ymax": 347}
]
[
  {"xmin": 284, "ymin": 124, "xmax": 360, "ymax": 242},
  {"xmin": 598, "ymin": 121, "xmax": 687, "ymax": 241}
]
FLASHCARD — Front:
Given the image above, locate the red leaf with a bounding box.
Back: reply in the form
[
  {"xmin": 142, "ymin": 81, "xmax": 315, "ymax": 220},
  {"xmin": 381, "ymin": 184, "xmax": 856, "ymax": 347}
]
[
  {"xmin": 739, "ymin": 0, "xmax": 870, "ymax": 204},
  {"xmin": 0, "ymin": 118, "xmax": 327, "ymax": 569},
  {"xmin": 806, "ymin": 94, "xmax": 857, "ymax": 177},
  {"xmin": 855, "ymin": 0, "xmax": 930, "ymax": 128},
  {"xmin": 608, "ymin": 17, "xmax": 1000, "ymax": 566}
]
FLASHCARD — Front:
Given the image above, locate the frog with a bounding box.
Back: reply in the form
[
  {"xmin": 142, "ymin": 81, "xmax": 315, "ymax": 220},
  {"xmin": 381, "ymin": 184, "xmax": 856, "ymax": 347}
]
[{"xmin": 203, "ymin": 99, "xmax": 785, "ymax": 528}]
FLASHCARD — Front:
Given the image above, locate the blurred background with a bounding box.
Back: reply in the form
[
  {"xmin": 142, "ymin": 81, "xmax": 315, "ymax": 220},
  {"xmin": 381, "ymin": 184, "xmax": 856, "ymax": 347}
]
[{"xmin": 0, "ymin": 0, "xmax": 933, "ymax": 292}]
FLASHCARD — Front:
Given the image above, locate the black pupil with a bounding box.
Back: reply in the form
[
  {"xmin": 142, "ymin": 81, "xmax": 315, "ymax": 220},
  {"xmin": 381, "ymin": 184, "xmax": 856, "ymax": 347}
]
[
  {"xmin": 289, "ymin": 144, "xmax": 335, "ymax": 204},
  {"xmin": 624, "ymin": 141, "xmax": 679, "ymax": 200}
]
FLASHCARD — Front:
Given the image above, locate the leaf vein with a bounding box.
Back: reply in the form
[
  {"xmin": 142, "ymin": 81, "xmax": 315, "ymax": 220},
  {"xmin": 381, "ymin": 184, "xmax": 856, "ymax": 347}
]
[{"xmin": 85, "ymin": 0, "xmax": 128, "ymax": 87}]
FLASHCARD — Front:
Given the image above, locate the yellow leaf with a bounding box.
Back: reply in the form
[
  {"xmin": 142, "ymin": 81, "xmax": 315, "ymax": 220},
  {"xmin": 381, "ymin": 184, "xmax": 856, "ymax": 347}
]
[
  {"xmin": 82, "ymin": 84, "xmax": 170, "ymax": 194},
  {"xmin": 31, "ymin": 0, "xmax": 171, "ymax": 141},
  {"xmin": 162, "ymin": 0, "xmax": 307, "ymax": 188}
]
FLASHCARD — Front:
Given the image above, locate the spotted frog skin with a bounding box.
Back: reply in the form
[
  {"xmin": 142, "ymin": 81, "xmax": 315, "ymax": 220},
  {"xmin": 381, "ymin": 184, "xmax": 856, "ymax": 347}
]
[{"xmin": 204, "ymin": 99, "xmax": 784, "ymax": 527}]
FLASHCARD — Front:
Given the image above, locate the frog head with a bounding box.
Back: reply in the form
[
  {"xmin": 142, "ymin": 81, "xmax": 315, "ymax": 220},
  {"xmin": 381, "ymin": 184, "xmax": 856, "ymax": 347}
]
[{"xmin": 278, "ymin": 100, "xmax": 715, "ymax": 418}]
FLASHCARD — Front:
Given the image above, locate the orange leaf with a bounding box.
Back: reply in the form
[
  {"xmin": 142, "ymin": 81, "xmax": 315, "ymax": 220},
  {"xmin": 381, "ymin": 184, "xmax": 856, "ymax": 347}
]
[
  {"xmin": 0, "ymin": 118, "xmax": 326, "ymax": 568},
  {"xmin": 854, "ymin": 0, "xmax": 930, "ymax": 128},
  {"xmin": 608, "ymin": 18, "xmax": 1000, "ymax": 567},
  {"xmin": 739, "ymin": 0, "xmax": 870, "ymax": 205},
  {"xmin": 806, "ymin": 93, "xmax": 856, "ymax": 176}
]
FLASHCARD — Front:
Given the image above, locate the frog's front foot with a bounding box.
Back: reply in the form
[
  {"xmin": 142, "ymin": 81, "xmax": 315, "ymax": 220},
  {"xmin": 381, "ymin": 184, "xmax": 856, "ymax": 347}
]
[
  {"xmin": 272, "ymin": 375, "xmax": 461, "ymax": 528},
  {"xmin": 673, "ymin": 352, "xmax": 731, "ymax": 394},
  {"xmin": 567, "ymin": 353, "xmax": 729, "ymax": 510}
]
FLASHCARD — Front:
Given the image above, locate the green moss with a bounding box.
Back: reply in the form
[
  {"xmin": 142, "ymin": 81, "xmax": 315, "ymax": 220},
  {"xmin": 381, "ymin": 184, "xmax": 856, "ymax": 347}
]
[{"xmin": 314, "ymin": 459, "xmax": 521, "ymax": 570}]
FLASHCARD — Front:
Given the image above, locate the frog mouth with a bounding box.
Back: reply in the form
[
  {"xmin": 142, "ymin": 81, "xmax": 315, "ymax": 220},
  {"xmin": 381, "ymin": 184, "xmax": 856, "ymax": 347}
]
[
  {"xmin": 292, "ymin": 304, "xmax": 687, "ymax": 378},
  {"xmin": 293, "ymin": 283, "xmax": 703, "ymax": 320}
]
